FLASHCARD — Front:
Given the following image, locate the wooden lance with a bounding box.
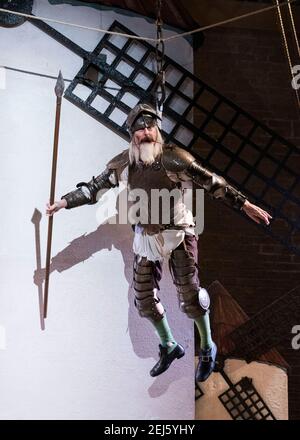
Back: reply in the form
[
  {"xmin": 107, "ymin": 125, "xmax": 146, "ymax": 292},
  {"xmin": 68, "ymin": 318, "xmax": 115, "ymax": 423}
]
[{"xmin": 44, "ymin": 71, "xmax": 65, "ymax": 319}]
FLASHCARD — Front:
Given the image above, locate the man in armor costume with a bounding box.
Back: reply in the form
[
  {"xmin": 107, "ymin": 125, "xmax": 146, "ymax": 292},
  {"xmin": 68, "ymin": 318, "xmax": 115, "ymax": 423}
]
[{"xmin": 46, "ymin": 103, "xmax": 271, "ymax": 382}]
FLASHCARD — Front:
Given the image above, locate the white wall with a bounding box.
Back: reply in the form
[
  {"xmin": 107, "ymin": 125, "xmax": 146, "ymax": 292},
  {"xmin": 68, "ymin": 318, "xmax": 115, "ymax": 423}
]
[{"xmin": 0, "ymin": 0, "xmax": 195, "ymax": 420}]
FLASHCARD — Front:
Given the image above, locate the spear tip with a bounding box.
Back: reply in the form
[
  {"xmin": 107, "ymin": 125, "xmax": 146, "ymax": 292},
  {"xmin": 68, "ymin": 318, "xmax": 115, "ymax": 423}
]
[{"xmin": 55, "ymin": 70, "xmax": 65, "ymax": 98}]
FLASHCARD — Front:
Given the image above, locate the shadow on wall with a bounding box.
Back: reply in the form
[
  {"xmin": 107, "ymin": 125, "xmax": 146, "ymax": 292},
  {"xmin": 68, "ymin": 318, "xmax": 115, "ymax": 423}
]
[{"xmin": 31, "ymin": 208, "xmax": 189, "ymax": 397}]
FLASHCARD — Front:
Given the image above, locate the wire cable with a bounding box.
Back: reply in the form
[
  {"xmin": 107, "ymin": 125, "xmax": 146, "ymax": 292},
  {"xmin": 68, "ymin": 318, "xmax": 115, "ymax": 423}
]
[
  {"xmin": 1, "ymin": 65, "xmax": 124, "ymax": 91},
  {"xmin": 0, "ymin": 8, "xmax": 157, "ymax": 42},
  {"xmin": 0, "ymin": 1, "xmax": 298, "ymax": 44}
]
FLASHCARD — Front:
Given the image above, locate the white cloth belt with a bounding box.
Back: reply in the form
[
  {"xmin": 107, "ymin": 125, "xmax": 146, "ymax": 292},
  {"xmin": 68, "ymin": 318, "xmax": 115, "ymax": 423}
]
[{"xmin": 133, "ymin": 226, "xmax": 191, "ymax": 262}]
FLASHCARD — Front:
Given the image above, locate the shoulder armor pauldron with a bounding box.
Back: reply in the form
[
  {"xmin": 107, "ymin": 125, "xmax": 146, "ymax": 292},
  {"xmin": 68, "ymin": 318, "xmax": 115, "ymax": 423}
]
[{"xmin": 161, "ymin": 144, "xmax": 196, "ymax": 173}]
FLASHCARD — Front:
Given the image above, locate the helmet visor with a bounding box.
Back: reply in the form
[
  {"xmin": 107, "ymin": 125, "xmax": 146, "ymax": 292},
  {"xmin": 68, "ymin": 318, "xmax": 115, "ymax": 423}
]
[{"xmin": 130, "ymin": 113, "xmax": 158, "ymax": 134}]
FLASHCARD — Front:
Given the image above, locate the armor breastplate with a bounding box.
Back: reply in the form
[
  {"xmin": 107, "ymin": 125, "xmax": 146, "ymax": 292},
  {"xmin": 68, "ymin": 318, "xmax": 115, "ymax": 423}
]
[{"xmin": 128, "ymin": 157, "xmax": 182, "ymax": 234}]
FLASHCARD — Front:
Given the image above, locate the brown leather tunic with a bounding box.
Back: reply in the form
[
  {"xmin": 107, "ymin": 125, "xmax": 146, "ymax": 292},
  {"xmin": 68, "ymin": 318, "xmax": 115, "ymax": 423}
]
[{"xmin": 128, "ymin": 157, "xmax": 186, "ymax": 234}]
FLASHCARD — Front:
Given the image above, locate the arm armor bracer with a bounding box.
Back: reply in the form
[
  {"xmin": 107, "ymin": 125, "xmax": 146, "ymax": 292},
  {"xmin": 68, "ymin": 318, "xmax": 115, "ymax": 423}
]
[
  {"xmin": 187, "ymin": 161, "xmax": 247, "ymax": 210},
  {"xmin": 61, "ymin": 168, "xmax": 117, "ymax": 209}
]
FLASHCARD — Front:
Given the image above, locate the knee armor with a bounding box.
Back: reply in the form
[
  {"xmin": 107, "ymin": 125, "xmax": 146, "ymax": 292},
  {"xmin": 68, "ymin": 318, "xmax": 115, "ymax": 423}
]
[{"xmin": 169, "ymin": 248, "xmax": 210, "ymax": 318}]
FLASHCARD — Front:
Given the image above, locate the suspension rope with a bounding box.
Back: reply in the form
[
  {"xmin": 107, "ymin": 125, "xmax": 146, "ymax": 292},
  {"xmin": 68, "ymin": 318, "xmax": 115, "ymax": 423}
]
[
  {"xmin": 274, "ymin": 0, "xmax": 300, "ymax": 109},
  {"xmin": 287, "ymin": 0, "xmax": 300, "ymax": 57},
  {"xmin": 154, "ymin": 0, "xmax": 166, "ymax": 114},
  {"xmin": 163, "ymin": 0, "xmax": 297, "ymax": 42}
]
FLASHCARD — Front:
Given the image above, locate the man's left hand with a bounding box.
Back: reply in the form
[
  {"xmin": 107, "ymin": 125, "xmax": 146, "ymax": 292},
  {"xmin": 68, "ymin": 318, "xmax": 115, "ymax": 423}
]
[{"xmin": 242, "ymin": 200, "xmax": 272, "ymax": 225}]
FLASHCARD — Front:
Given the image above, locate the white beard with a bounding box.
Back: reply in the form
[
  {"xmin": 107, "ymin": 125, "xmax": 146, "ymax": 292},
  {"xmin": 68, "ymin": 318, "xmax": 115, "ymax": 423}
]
[
  {"xmin": 139, "ymin": 142, "xmax": 158, "ymax": 165},
  {"xmin": 129, "ymin": 128, "xmax": 163, "ymax": 165}
]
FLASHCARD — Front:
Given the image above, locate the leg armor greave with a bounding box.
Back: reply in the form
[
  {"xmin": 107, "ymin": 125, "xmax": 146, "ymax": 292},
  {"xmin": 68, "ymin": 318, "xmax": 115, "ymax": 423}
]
[
  {"xmin": 169, "ymin": 248, "xmax": 210, "ymax": 318},
  {"xmin": 133, "ymin": 255, "xmax": 164, "ymax": 323}
]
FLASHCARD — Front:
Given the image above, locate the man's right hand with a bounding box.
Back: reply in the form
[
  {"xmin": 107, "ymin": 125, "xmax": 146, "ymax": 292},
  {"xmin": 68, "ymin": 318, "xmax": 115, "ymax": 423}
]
[{"xmin": 46, "ymin": 199, "xmax": 67, "ymax": 216}]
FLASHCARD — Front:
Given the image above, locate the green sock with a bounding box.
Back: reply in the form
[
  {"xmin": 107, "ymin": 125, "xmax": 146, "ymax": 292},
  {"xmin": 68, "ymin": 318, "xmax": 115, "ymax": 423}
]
[
  {"xmin": 153, "ymin": 315, "xmax": 177, "ymax": 354},
  {"xmin": 194, "ymin": 313, "xmax": 213, "ymax": 350}
]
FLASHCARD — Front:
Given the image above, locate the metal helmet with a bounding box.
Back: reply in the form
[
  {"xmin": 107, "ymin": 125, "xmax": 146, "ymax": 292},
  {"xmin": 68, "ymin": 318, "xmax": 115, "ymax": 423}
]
[{"xmin": 126, "ymin": 103, "xmax": 161, "ymax": 136}]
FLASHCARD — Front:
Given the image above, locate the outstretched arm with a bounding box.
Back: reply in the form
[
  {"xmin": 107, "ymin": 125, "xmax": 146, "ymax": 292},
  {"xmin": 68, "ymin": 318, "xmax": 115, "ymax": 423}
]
[
  {"xmin": 46, "ymin": 168, "xmax": 118, "ymax": 216},
  {"xmin": 187, "ymin": 161, "xmax": 272, "ymax": 225},
  {"xmin": 241, "ymin": 200, "xmax": 272, "ymax": 225},
  {"xmin": 162, "ymin": 145, "xmax": 272, "ymax": 226},
  {"xmin": 187, "ymin": 160, "xmax": 247, "ymax": 210},
  {"xmin": 60, "ymin": 168, "xmax": 118, "ymax": 209}
]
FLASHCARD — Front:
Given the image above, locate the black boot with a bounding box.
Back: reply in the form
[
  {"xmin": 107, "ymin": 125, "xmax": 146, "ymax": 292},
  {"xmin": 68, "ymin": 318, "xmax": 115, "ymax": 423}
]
[
  {"xmin": 195, "ymin": 341, "xmax": 217, "ymax": 382},
  {"xmin": 150, "ymin": 344, "xmax": 185, "ymax": 377}
]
